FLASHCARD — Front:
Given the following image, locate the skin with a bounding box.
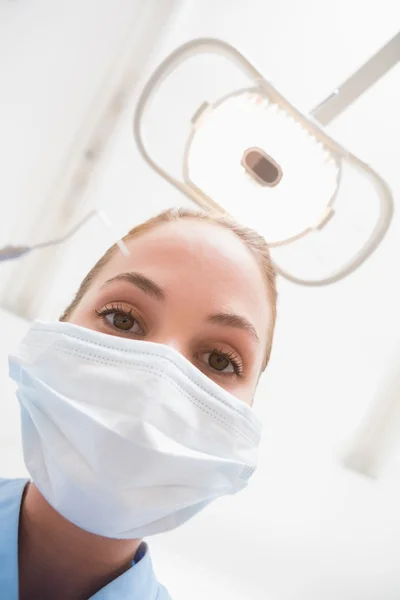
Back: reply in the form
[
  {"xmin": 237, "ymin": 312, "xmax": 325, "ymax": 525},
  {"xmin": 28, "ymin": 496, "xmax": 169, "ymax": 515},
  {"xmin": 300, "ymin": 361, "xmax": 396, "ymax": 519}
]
[{"xmin": 18, "ymin": 219, "xmax": 273, "ymax": 600}]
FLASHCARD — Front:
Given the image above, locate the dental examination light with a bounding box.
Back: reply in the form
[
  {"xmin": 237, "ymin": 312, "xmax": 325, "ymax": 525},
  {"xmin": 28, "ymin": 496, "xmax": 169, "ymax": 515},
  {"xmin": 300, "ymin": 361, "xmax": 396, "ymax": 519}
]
[
  {"xmin": 134, "ymin": 36, "xmax": 397, "ymax": 286},
  {"xmin": 0, "ymin": 210, "xmax": 129, "ymax": 263}
]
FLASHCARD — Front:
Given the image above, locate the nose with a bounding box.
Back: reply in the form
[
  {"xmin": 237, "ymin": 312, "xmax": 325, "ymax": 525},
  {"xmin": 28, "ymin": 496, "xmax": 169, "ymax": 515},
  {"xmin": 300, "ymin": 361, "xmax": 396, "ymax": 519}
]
[{"xmin": 150, "ymin": 334, "xmax": 190, "ymax": 362}]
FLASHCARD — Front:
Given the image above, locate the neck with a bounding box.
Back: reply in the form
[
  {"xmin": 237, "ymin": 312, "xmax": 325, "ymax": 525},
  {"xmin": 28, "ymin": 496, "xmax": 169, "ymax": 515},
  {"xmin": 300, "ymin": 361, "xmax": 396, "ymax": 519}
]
[{"xmin": 18, "ymin": 483, "xmax": 141, "ymax": 600}]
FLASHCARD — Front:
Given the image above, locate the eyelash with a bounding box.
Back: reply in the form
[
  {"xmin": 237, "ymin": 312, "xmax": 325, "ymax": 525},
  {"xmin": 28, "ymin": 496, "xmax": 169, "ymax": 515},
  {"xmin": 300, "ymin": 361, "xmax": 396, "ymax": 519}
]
[
  {"xmin": 212, "ymin": 348, "xmax": 243, "ymax": 377},
  {"xmin": 95, "ymin": 303, "xmax": 143, "ymax": 330},
  {"xmin": 94, "ymin": 304, "xmax": 244, "ymax": 377}
]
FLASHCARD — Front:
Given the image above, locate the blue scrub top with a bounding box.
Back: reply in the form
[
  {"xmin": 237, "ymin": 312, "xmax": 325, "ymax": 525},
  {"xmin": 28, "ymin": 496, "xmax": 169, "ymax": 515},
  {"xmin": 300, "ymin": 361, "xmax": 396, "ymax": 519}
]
[{"xmin": 0, "ymin": 478, "xmax": 171, "ymax": 599}]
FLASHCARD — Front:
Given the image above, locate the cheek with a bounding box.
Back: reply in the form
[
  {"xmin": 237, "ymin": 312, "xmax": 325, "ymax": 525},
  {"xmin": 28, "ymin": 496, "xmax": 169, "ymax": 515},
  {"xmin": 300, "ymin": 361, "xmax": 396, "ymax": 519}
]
[
  {"xmin": 222, "ymin": 363, "xmax": 261, "ymax": 406},
  {"xmin": 231, "ymin": 382, "xmax": 257, "ymax": 406}
]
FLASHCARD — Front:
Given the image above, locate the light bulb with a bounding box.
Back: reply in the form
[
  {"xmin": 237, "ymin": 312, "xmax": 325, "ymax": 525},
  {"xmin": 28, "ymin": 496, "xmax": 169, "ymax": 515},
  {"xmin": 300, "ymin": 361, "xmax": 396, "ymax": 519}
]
[
  {"xmin": 184, "ymin": 90, "xmax": 341, "ymax": 244},
  {"xmin": 184, "ymin": 89, "xmax": 385, "ymax": 282}
]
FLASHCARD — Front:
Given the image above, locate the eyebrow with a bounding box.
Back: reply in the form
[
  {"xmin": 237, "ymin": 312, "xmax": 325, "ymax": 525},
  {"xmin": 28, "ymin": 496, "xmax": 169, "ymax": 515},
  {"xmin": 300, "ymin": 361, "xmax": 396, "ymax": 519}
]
[
  {"xmin": 207, "ymin": 312, "xmax": 260, "ymax": 345},
  {"xmin": 102, "ymin": 275, "xmax": 259, "ymax": 344},
  {"xmin": 102, "ymin": 272, "xmax": 165, "ymax": 300}
]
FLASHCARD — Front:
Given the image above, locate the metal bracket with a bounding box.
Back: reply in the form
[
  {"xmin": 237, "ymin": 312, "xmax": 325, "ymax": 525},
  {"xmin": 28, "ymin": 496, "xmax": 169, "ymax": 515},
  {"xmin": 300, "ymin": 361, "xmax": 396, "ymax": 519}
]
[{"xmin": 310, "ymin": 31, "xmax": 400, "ymax": 125}]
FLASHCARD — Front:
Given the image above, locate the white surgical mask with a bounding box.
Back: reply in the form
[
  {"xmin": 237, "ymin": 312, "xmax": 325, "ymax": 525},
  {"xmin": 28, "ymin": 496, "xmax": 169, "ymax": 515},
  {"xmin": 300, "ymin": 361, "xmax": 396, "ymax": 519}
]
[{"xmin": 8, "ymin": 321, "xmax": 261, "ymax": 539}]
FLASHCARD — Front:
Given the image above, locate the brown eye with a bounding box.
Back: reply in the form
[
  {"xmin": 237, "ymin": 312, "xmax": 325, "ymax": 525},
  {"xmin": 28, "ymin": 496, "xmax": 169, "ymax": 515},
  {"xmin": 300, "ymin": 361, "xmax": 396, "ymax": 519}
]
[
  {"xmin": 112, "ymin": 311, "xmax": 135, "ymax": 331},
  {"xmin": 99, "ymin": 310, "xmax": 143, "ymax": 334},
  {"xmin": 199, "ymin": 350, "xmax": 243, "ymax": 377},
  {"xmin": 208, "ymin": 351, "xmax": 230, "ymax": 372}
]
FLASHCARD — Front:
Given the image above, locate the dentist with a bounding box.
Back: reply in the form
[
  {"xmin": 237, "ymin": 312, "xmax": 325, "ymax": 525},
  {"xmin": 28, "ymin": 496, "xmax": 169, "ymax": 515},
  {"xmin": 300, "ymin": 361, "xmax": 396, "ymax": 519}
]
[{"xmin": 0, "ymin": 207, "xmax": 277, "ymax": 599}]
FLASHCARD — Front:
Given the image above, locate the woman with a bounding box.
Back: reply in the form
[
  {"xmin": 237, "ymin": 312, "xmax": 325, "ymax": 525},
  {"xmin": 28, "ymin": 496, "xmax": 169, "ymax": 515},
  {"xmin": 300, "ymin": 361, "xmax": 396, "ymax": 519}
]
[{"xmin": 0, "ymin": 207, "xmax": 277, "ymax": 599}]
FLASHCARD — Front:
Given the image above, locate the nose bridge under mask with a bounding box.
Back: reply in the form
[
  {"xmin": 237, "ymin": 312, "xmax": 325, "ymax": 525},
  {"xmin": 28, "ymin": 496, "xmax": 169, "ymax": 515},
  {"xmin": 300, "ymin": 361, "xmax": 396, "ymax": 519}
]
[
  {"xmin": 150, "ymin": 320, "xmax": 194, "ymax": 363},
  {"xmin": 152, "ymin": 337, "xmax": 191, "ymax": 365}
]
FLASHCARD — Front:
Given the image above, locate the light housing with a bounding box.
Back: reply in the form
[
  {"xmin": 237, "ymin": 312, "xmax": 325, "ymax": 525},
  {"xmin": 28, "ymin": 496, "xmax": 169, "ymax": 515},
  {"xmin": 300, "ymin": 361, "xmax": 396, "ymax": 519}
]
[{"xmin": 133, "ymin": 39, "xmax": 393, "ymax": 286}]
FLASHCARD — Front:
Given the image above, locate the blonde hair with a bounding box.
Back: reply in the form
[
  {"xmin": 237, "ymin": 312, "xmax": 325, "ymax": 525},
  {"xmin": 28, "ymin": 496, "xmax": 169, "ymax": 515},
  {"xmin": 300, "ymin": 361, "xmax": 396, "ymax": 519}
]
[{"xmin": 60, "ymin": 207, "xmax": 277, "ymax": 366}]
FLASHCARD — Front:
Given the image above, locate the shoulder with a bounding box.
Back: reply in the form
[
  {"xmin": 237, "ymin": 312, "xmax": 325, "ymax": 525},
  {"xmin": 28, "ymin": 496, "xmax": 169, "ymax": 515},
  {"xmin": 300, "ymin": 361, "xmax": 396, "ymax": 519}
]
[
  {"xmin": 156, "ymin": 583, "xmax": 173, "ymax": 599},
  {"xmin": 0, "ymin": 478, "xmax": 28, "ymax": 503},
  {"xmin": 0, "ymin": 478, "xmax": 29, "ymax": 595},
  {"xmin": 0, "ymin": 478, "xmax": 29, "ymax": 524},
  {"xmin": 133, "ymin": 543, "xmax": 173, "ymax": 599}
]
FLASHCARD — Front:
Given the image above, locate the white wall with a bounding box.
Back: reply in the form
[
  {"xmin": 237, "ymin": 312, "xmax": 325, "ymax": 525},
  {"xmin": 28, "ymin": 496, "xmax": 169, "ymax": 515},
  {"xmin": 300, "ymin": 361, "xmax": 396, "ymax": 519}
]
[{"xmin": 1, "ymin": 1, "xmax": 400, "ymax": 599}]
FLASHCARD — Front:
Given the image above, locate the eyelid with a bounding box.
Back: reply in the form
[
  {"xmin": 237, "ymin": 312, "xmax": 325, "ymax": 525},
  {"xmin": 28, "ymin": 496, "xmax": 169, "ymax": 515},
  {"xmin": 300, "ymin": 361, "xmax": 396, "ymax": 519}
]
[
  {"xmin": 197, "ymin": 348, "xmax": 244, "ymax": 378},
  {"xmin": 95, "ymin": 302, "xmax": 147, "ymax": 335}
]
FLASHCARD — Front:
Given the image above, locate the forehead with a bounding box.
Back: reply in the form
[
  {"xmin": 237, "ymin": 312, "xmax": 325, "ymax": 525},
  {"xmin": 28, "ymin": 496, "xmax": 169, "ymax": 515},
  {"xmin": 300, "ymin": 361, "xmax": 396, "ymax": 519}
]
[{"xmin": 96, "ymin": 219, "xmax": 272, "ymax": 338}]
